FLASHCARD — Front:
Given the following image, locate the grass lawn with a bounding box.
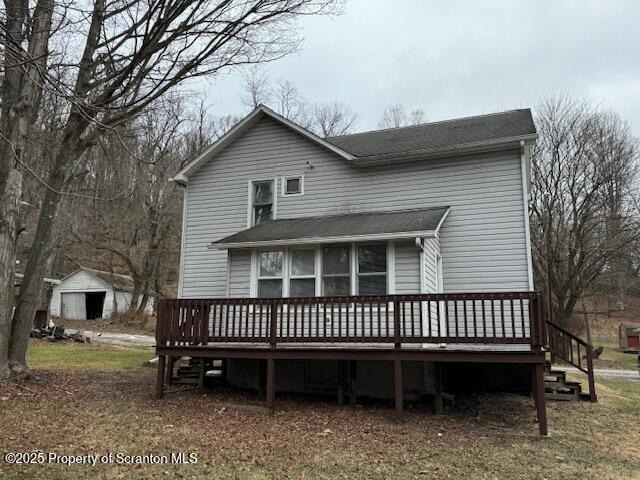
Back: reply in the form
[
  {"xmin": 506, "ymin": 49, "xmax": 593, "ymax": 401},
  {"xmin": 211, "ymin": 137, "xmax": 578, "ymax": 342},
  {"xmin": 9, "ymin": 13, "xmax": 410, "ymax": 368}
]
[
  {"xmin": 26, "ymin": 340, "xmax": 154, "ymax": 371},
  {"xmin": 1, "ymin": 341, "xmax": 639, "ymax": 480},
  {"xmin": 592, "ymin": 337, "xmax": 638, "ymax": 370}
]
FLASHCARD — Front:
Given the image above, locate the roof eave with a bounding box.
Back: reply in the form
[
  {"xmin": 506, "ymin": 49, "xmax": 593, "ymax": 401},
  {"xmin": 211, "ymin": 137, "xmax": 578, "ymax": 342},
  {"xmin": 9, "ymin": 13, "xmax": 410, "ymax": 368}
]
[
  {"xmin": 209, "ymin": 230, "xmax": 438, "ymax": 250},
  {"xmin": 347, "ymin": 134, "xmax": 539, "ymax": 167}
]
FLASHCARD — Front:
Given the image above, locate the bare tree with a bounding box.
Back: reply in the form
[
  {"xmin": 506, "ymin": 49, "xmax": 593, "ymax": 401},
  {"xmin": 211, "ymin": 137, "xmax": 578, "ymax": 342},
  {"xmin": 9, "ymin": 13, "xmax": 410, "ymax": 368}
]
[
  {"xmin": 74, "ymin": 98, "xmax": 186, "ymax": 312},
  {"xmin": 530, "ymin": 96, "xmax": 640, "ymax": 327},
  {"xmin": 239, "ymin": 72, "xmax": 357, "ymax": 137},
  {"xmin": 378, "ymin": 104, "xmax": 426, "ymax": 129},
  {"xmin": 1, "ymin": 0, "xmax": 341, "ymax": 377},
  {"xmin": 312, "ymin": 101, "xmax": 357, "ymax": 137},
  {"xmin": 241, "ymin": 68, "xmax": 273, "ymax": 109},
  {"xmin": 0, "ymin": 0, "xmax": 55, "ymax": 379}
]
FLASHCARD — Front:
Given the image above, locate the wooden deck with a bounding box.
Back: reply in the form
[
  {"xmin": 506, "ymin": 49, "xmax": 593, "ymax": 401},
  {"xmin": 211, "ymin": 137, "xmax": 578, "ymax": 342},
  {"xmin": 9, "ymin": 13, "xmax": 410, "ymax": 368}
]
[{"xmin": 153, "ymin": 292, "xmax": 579, "ymax": 436}]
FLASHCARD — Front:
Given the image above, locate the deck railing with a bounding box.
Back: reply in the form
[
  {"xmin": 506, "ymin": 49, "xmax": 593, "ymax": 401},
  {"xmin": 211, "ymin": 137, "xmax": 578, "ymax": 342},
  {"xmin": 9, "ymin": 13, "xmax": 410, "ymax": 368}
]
[
  {"xmin": 546, "ymin": 320, "xmax": 597, "ymax": 401},
  {"xmin": 156, "ymin": 292, "xmax": 546, "ymax": 349}
]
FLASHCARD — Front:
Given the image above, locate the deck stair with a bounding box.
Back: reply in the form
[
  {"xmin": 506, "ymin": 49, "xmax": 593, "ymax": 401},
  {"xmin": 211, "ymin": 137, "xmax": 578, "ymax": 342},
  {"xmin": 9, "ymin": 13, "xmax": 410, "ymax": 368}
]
[
  {"xmin": 543, "ymin": 362, "xmax": 591, "ymax": 401},
  {"xmin": 545, "ymin": 321, "xmax": 597, "ymax": 402}
]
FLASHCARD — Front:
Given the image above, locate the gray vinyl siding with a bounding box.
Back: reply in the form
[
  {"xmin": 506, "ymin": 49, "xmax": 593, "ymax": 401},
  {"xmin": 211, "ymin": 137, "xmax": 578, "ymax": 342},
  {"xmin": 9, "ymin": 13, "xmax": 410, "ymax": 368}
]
[
  {"xmin": 181, "ymin": 116, "xmax": 529, "ymax": 298},
  {"xmin": 394, "ymin": 241, "xmax": 421, "ymax": 294},
  {"xmin": 228, "ymin": 249, "xmax": 251, "ymax": 297}
]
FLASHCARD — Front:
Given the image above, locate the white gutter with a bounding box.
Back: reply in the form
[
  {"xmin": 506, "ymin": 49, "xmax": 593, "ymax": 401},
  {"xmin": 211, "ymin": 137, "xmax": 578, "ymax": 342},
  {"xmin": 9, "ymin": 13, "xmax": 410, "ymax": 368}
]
[{"xmin": 210, "ymin": 230, "xmax": 439, "ymax": 250}]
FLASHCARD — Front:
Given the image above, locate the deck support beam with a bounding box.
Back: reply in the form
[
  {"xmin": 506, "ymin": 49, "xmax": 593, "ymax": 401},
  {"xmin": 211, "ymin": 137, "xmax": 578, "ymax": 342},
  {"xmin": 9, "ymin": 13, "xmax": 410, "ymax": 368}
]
[
  {"xmin": 266, "ymin": 357, "xmax": 275, "ymax": 412},
  {"xmin": 394, "ymin": 358, "xmax": 403, "ymax": 421},
  {"xmin": 155, "ymin": 355, "xmax": 166, "ymax": 399},
  {"xmin": 533, "ymin": 363, "xmax": 548, "ymax": 436}
]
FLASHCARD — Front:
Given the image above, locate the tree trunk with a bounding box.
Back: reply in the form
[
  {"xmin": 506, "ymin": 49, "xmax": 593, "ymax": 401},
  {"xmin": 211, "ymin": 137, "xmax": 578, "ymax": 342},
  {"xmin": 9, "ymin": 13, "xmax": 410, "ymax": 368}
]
[
  {"xmin": 0, "ymin": 168, "xmax": 22, "ymax": 379},
  {"xmin": 9, "ymin": 135, "xmax": 80, "ymax": 370},
  {"xmin": 137, "ymin": 294, "xmax": 149, "ymax": 313}
]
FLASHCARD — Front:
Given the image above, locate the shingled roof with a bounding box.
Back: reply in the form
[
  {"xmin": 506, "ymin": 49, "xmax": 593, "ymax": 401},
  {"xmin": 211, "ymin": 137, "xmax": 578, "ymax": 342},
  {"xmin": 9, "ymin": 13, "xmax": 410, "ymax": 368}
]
[
  {"xmin": 326, "ymin": 109, "xmax": 536, "ymax": 159},
  {"xmin": 212, "ymin": 206, "xmax": 450, "ymax": 248}
]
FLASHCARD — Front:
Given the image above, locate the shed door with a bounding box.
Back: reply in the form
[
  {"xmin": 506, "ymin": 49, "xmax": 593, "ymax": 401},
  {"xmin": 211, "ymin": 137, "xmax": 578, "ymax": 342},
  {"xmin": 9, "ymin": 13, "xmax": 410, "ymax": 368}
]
[{"xmin": 61, "ymin": 292, "xmax": 86, "ymax": 320}]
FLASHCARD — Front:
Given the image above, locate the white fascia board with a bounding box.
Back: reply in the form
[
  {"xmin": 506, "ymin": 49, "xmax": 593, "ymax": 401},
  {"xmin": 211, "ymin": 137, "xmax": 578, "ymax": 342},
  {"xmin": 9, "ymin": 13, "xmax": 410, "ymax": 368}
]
[
  {"xmin": 172, "ymin": 105, "xmax": 354, "ymax": 184},
  {"xmin": 209, "ymin": 230, "xmax": 437, "ymax": 250}
]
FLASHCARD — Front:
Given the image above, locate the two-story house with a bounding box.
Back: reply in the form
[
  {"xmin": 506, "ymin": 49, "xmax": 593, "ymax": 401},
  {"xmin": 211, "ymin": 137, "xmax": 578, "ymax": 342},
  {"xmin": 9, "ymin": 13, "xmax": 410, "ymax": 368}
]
[{"xmin": 154, "ymin": 105, "xmax": 597, "ymax": 435}]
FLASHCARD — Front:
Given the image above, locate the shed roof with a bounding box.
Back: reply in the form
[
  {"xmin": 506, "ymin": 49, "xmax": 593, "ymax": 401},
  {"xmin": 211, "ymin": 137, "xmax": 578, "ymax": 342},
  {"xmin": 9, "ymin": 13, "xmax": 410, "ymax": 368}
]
[
  {"xmin": 212, "ymin": 206, "xmax": 450, "ymax": 249},
  {"xmin": 326, "ymin": 109, "xmax": 536, "ymax": 159}
]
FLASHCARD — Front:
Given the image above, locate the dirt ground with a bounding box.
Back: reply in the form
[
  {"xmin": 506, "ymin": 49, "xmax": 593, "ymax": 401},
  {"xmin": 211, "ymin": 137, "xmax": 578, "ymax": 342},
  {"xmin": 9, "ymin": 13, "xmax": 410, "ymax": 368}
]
[{"xmin": 0, "ymin": 342, "xmax": 639, "ymax": 479}]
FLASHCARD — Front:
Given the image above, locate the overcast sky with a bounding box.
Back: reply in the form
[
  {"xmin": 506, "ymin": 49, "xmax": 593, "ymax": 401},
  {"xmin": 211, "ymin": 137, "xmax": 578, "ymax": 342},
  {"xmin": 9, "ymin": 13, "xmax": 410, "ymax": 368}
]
[{"xmin": 199, "ymin": 0, "xmax": 640, "ymax": 136}]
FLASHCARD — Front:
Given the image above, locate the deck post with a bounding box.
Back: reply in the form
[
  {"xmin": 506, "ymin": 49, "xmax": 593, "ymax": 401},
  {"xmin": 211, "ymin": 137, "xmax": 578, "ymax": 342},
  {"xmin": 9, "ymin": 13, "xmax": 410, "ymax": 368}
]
[
  {"xmin": 269, "ymin": 303, "xmax": 277, "ymax": 347},
  {"xmin": 533, "ymin": 363, "xmax": 548, "ymax": 436},
  {"xmin": 394, "ymin": 358, "xmax": 403, "ymax": 421},
  {"xmin": 155, "ymin": 355, "xmax": 166, "ymax": 399},
  {"xmin": 393, "ymin": 300, "xmax": 401, "ymax": 349},
  {"xmin": 266, "ymin": 357, "xmax": 276, "ymax": 412},
  {"xmin": 586, "ymin": 345, "xmax": 597, "ymax": 402},
  {"xmin": 434, "ymin": 362, "xmax": 443, "ymax": 415},
  {"xmin": 166, "ymin": 356, "xmax": 174, "ymax": 385}
]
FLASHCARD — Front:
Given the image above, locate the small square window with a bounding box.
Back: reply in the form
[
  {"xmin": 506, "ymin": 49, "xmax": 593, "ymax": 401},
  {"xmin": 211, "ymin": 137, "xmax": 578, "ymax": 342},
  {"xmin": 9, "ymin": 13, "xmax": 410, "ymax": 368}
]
[{"xmin": 283, "ymin": 175, "xmax": 303, "ymax": 196}]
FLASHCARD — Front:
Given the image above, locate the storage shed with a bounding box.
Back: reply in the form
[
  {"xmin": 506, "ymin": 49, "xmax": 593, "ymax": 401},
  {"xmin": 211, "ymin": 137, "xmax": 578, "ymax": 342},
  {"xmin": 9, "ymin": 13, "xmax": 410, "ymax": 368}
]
[
  {"xmin": 14, "ymin": 273, "xmax": 61, "ymax": 328},
  {"xmin": 49, "ymin": 267, "xmax": 154, "ymax": 320}
]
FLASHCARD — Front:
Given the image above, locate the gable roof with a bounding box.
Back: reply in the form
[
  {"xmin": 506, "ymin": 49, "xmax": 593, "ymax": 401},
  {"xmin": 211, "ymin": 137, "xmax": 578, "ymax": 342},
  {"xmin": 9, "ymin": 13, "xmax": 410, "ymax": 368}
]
[
  {"xmin": 211, "ymin": 206, "xmax": 450, "ymax": 249},
  {"xmin": 172, "ymin": 105, "xmax": 354, "ymax": 185},
  {"xmin": 61, "ymin": 267, "xmax": 139, "ymax": 293},
  {"xmin": 173, "ymin": 106, "xmax": 537, "ymax": 184},
  {"xmin": 326, "ymin": 109, "xmax": 537, "ymax": 164}
]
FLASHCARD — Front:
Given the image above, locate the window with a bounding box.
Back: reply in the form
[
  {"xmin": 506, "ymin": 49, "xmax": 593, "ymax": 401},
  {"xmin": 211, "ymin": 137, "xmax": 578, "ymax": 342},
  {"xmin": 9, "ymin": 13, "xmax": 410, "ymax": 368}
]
[
  {"xmin": 258, "ymin": 250, "xmax": 283, "ymax": 297},
  {"xmin": 252, "ymin": 180, "xmax": 274, "ymax": 225},
  {"xmin": 289, "ymin": 249, "xmax": 316, "ymax": 297},
  {"xmin": 357, "ymin": 244, "xmax": 387, "ymax": 295},
  {"xmin": 322, "ymin": 245, "xmax": 351, "ymax": 296},
  {"xmin": 283, "ymin": 175, "xmax": 303, "ymax": 196}
]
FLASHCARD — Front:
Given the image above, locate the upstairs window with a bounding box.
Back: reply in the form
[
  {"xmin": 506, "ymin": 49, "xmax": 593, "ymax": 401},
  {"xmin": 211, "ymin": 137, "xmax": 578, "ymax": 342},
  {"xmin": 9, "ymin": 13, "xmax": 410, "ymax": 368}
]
[
  {"xmin": 283, "ymin": 175, "xmax": 303, "ymax": 196},
  {"xmin": 357, "ymin": 244, "xmax": 387, "ymax": 295},
  {"xmin": 252, "ymin": 180, "xmax": 274, "ymax": 225}
]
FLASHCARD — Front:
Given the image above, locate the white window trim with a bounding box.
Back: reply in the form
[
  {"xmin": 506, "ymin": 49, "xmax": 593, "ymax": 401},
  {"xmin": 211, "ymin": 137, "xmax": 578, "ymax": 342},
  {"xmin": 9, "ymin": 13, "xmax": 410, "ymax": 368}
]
[
  {"xmin": 281, "ymin": 174, "xmax": 305, "ymax": 197},
  {"xmin": 249, "ymin": 241, "xmax": 397, "ymax": 298},
  {"xmin": 247, "ymin": 178, "xmax": 278, "ymax": 228},
  {"xmin": 288, "ymin": 247, "xmax": 316, "ymax": 297}
]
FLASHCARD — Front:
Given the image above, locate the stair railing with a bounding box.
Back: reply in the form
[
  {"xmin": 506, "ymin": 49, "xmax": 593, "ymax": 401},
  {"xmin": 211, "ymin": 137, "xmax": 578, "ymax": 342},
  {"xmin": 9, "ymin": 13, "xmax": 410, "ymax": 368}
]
[{"xmin": 546, "ymin": 320, "xmax": 597, "ymax": 402}]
